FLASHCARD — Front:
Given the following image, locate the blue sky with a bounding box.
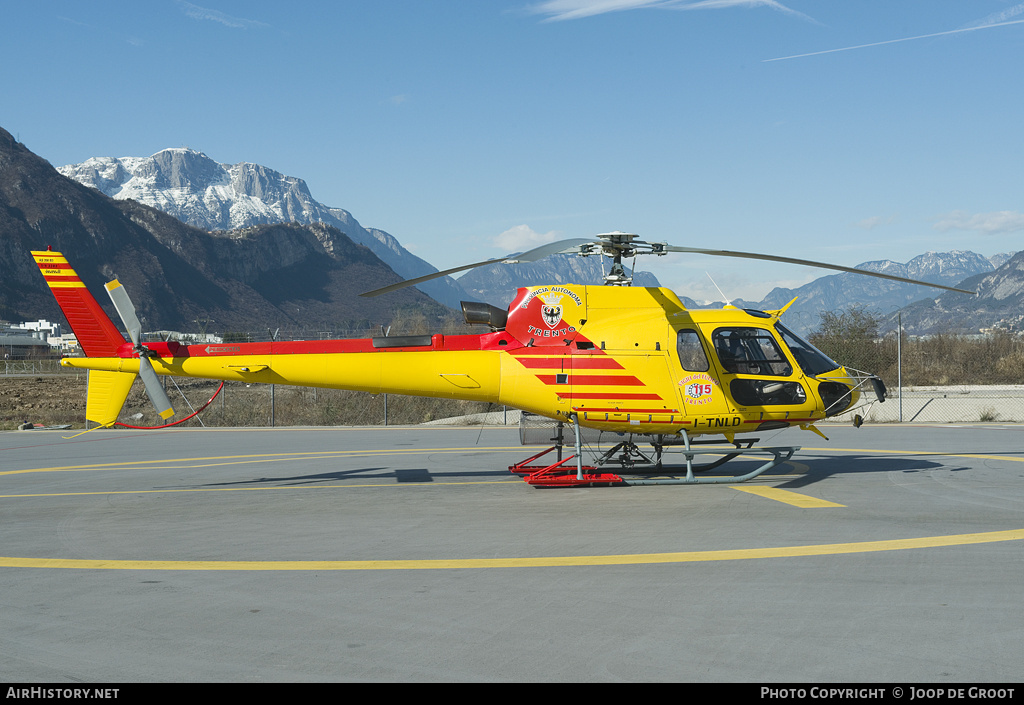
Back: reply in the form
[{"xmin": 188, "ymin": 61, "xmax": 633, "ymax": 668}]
[{"xmin": 4, "ymin": 1, "xmax": 1023, "ymax": 301}]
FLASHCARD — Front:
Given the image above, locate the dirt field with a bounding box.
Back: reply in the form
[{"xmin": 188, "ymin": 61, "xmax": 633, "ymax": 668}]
[
  {"xmin": 0, "ymin": 375, "xmax": 87, "ymax": 429},
  {"xmin": 0, "ymin": 373, "xmax": 492, "ymax": 430}
]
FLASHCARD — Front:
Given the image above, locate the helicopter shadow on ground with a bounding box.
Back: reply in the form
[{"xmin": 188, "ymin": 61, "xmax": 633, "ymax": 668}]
[
  {"xmin": 159, "ymin": 463, "xmax": 513, "ymax": 491},
  {"xmin": 626, "ymin": 450, "xmax": 958, "ymax": 489},
  {"xmin": 770, "ymin": 453, "xmax": 963, "ymax": 490}
]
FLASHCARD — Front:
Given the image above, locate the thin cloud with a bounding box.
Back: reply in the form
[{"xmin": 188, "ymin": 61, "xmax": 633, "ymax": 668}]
[
  {"xmin": 934, "ymin": 210, "xmax": 1024, "ymax": 235},
  {"xmin": 494, "ymin": 225, "xmax": 563, "ymax": 251},
  {"xmin": 669, "ymin": 0, "xmax": 816, "ymax": 23},
  {"xmin": 59, "ymin": 16, "xmax": 145, "ymax": 47},
  {"xmin": 530, "ymin": 0, "xmax": 814, "ymax": 23},
  {"xmin": 58, "ymin": 16, "xmax": 96, "ymax": 29},
  {"xmin": 854, "ymin": 215, "xmax": 897, "ymax": 230},
  {"xmin": 765, "ymin": 6, "xmax": 1024, "ymax": 62},
  {"xmin": 178, "ymin": 1, "xmax": 269, "ymax": 29},
  {"xmin": 965, "ymin": 2, "xmax": 1024, "ymax": 29}
]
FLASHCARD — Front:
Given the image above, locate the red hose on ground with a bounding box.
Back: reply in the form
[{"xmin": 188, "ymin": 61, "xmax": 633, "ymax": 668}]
[{"xmin": 115, "ymin": 381, "xmax": 225, "ymax": 429}]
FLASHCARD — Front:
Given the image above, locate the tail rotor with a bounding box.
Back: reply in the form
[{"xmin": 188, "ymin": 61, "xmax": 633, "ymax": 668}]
[{"xmin": 104, "ymin": 279, "xmax": 175, "ymax": 420}]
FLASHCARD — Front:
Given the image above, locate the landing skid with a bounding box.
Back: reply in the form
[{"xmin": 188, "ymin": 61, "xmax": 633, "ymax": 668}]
[
  {"xmin": 620, "ymin": 444, "xmax": 799, "ymax": 485},
  {"xmin": 508, "ymin": 420, "xmax": 799, "ymax": 487}
]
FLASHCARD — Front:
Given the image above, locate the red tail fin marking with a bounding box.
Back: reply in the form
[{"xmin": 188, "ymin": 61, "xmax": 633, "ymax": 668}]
[{"xmin": 31, "ymin": 250, "xmax": 125, "ymax": 357}]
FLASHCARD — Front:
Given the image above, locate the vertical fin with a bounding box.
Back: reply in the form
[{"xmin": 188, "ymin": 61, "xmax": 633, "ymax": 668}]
[
  {"xmin": 31, "ymin": 250, "xmax": 125, "ymax": 357},
  {"xmin": 85, "ymin": 370, "xmax": 137, "ymax": 427}
]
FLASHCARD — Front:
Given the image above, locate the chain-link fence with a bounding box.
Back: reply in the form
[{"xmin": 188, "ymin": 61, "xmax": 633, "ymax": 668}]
[
  {"xmin": 111, "ymin": 379, "xmax": 509, "ymax": 429},
  {"xmin": 6, "ymin": 323, "xmax": 1024, "ymax": 428},
  {"xmin": 2, "ymin": 360, "xmax": 67, "ymax": 375},
  {"xmin": 813, "ymin": 329, "xmax": 1024, "ymax": 424},
  {"xmin": 88, "ymin": 338, "xmax": 1024, "ymax": 426}
]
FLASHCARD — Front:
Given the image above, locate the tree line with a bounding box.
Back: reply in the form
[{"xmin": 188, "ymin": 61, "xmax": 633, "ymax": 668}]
[{"xmin": 809, "ymin": 306, "xmax": 1024, "ymax": 387}]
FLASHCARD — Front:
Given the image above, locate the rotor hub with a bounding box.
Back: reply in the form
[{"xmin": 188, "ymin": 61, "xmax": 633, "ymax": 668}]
[{"xmin": 581, "ymin": 232, "xmax": 667, "ymax": 286}]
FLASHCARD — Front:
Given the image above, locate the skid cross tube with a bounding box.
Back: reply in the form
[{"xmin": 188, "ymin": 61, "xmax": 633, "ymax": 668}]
[
  {"xmin": 651, "ymin": 435, "xmax": 759, "ymax": 471},
  {"xmin": 623, "ymin": 429, "xmax": 799, "ymax": 485},
  {"xmin": 594, "ymin": 440, "xmax": 657, "ymax": 469},
  {"xmin": 622, "ymin": 447, "xmax": 798, "ymax": 485}
]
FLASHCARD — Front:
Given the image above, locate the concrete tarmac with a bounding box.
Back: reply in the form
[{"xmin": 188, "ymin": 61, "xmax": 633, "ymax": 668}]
[{"xmin": 2, "ymin": 423, "xmax": 1023, "ymax": 682}]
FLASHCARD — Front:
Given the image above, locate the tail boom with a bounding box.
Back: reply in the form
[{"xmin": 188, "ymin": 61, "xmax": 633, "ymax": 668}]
[{"xmin": 61, "ymin": 346, "xmax": 503, "ymax": 402}]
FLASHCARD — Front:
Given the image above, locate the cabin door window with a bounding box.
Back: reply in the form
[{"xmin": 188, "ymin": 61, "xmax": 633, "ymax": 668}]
[
  {"xmin": 672, "ymin": 327, "xmax": 731, "ymax": 415},
  {"xmin": 711, "ymin": 327, "xmax": 808, "ymax": 407}
]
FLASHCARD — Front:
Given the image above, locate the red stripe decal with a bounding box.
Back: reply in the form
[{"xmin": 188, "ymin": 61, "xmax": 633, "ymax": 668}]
[
  {"xmin": 516, "ymin": 357, "xmax": 623, "ymax": 370},
  {"xmin": 572, "ymin": 407, "xmax": 679, "ymax": 413},
  {"xmin": 537, "ymin": 374, "xmax": 644, "ymax": 386},
  {"xmin": 515, "ymin": 358, "xmax": 566, "ymax": 369},
  {"xmin": 560, "ymin": 393, "xmax": 664, "ymax": 400}
]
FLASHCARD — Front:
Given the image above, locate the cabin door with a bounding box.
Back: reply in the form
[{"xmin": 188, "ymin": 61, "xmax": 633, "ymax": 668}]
[{"xmin": 669, "ymin": 326, "xmax": 735, "ymax": 423}]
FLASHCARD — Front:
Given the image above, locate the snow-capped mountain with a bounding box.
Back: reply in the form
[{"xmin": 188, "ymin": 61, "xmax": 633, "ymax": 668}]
[
  {"xmin": 897, "ymin": 251, "xmax": 1024, "ymax": 335},
  {"xmin": 58, "ymin": 148, "xmax": 468, "ymax": 309},
  {"xmin": 51, "ymin": 148, "xmax": 1019, "ymax": 333},
  {"xmin": 739, "ymin": 250, "xmax": 1012, "ymax": 336},
  {"xmin": 0, "ymin": 126, "xmax": 447, "ymax": 332}
]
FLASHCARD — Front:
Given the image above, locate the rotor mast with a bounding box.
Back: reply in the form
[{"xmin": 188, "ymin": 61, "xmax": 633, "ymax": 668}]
[{"xmin": 581, "ymin": 231, "xmax": 668, "ymax": 286}]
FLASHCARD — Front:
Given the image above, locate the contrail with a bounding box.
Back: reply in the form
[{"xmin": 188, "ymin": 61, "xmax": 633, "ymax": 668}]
[{"xmin": 764, "ymin": 17, "xmax": 1024, "ymax": 62}]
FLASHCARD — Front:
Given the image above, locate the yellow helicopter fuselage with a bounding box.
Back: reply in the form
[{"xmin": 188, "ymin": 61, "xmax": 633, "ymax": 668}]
[{"xmin": 37, "ymin": 246, "xmax": 859, "ymax": 438}]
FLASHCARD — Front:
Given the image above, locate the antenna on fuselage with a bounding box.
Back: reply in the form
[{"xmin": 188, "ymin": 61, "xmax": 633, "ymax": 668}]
[{"xmin": 706, "ymin": 272, "xmax": 734, "ymax": 307}]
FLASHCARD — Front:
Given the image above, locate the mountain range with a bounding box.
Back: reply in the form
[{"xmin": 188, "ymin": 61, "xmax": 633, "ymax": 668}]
[
  {"xmin": 56, "ymin": 147, "xmax": 667, "ymax": 311},
  {"xmin": 456, "ymin": 255, "xmax": 663, "ymax": 309},
  {"xmin": 56, "ymin": 148, "xmax": 469, "ymax": 310},
  {"xmin": 894, "ymin": 253, "xmax": 1024, "ymax": 335},
  {"xmin": 0, "ymin": 127, "xmax": 449, "ymax": 334},
  {"xmin": 738, "ymin": 250, "xmax": 1018, "ymax": 336},
  {"xmin": 5, "ymin": 126, "xmax": 1023, "ymax": 339}
]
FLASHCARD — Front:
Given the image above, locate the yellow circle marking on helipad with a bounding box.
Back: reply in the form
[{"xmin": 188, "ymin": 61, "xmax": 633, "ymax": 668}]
[
  {"xmin": 3, "ymin": 445, "xmax": 1024, "ymax": 570},
  {"xmin": 2, "ymin": 529, "xmax": 1023, "ymax": 571}
]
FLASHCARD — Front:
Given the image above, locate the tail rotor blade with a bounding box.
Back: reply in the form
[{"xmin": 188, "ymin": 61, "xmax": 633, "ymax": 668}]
[
  {"xmin": 104, "ymin": 278, "xmax": 174, "ymax": 420},
  {"xmin": 104, "ymin": 279, "xmax": 143, "ymax": 344},
  {"xmin": 138, "ymin": 356, "xmax": 175, "ymax": 421}
]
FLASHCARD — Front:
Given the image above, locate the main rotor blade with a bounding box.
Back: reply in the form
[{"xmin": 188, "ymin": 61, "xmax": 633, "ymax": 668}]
[
  {"xmin": 104, "ymin": 279, "xmax": 143, "ymax": 343},
  {"xmin": 360, "ymin": 238, "xmax": 592, "ymax": 298},
  {"xmin": 138, "ymin": 356, "xmax": 175, "ymax": 421},
  {"xmin": 663, "ymin": 246, "xmax": 977, "ymax": 295}
]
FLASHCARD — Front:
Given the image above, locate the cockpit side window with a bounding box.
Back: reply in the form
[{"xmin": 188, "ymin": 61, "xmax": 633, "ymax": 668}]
[
  {"xmin": 676, "ymin": 329, "xmax": 710, "ymax": 372},
  {"xmin": 712, "ymin": 328, "xmax": 793, "ymax": 377}
]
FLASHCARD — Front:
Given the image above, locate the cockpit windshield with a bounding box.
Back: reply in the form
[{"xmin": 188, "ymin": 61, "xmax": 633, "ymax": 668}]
[{"xmin": 775, "ymin": 322, "xmax": 841, "ymax": 376}]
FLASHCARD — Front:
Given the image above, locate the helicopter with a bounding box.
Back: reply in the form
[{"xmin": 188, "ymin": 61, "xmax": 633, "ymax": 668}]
[{"xmin": 31, "ymin": 232, "xmax": 974, "ymax": 487}]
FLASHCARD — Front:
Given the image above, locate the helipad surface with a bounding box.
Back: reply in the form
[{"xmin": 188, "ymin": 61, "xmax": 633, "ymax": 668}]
[{"xmin": 2, "ymin": 424, "xmax": 1023, "ymax": 681}]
